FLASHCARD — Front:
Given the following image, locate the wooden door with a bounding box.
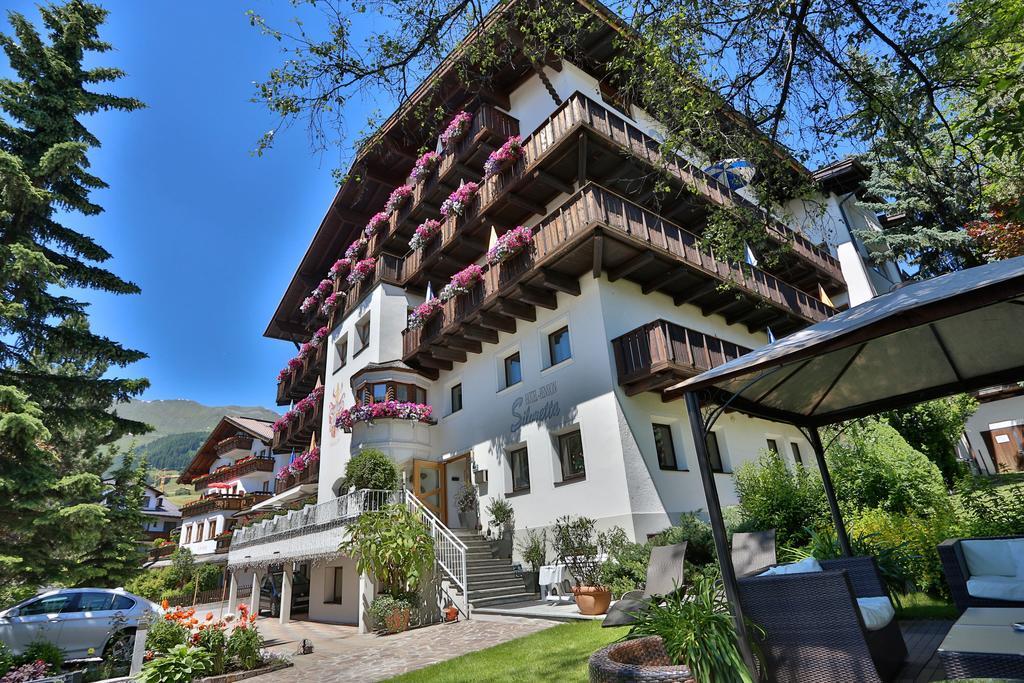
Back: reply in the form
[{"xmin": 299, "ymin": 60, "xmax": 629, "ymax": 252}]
[
  {"xmin": 412, "ymin": 460, "xmax": 446, "ymax": 524},
  {"xmin": 981, "ymin": 426, "xmax": 1024, "ymax": 473}
]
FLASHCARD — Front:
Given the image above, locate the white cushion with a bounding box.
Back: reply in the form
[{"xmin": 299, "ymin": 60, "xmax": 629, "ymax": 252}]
[
  {"xmin": 856, "ymin": 596, "xmax": 895, "ymax": 631},
  {"xmin": 759, "ymin": 557, "xmax": 823, "ymax": 576},
  {"xmin": 966, "ymin": 575, "xmax": 1024, "ymax": 602},
  {"xmin": 961, "ymin": 539, "xmax": 1022, "ymax": 577},
  {"xmin": 1011, "ymin": 541, "xmax": 1024, "ymax": 579}
]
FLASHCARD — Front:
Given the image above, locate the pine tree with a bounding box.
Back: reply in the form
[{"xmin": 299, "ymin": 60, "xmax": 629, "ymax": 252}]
[{"xmin": 0, "ymin": 1, "xmax": 149, "ymax": 437}]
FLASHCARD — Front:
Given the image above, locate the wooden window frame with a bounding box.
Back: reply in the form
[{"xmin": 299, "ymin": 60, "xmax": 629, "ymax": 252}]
[
  {"xmin": 509, "ymin": 447, "xmax": 531, "ymax": 493},
  {"xmin": 652, "ymin": 423, "xmax": 678, "ymax": 470},
  {"xmin": 504, "ymin": 352, "xmax": 522, "ymax": 388},
  {"xmin": 557, "ymin": 430, "xmax": 586, "ymax": 482}
]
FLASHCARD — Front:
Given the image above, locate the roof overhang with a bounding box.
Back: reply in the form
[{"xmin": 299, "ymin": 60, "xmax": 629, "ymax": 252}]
[
  {"xmin": 178, "ymin": 416, "xmax": 275, "ymax": 484},
  {"xmin": 667, "ymin": 256, "xmax": 1024, "ymax": 427}
]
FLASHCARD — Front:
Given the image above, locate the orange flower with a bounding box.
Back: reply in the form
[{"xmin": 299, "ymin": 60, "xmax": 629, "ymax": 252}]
[
  {"xmin": 161, "ymin": 599, "xmax": 169, "ymax": 611},
  {"xmin": 205, "ymin": 612, "xmax": 214, "ymax": 621}
]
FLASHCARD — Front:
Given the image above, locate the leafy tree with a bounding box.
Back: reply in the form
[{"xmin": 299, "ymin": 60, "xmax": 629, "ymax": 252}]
[
  {"xmin": 339, "ymin": 503, "xmax": 434, "ymax": 597},
  {"xmin": 733, "ymin": 450, "xmax": 826, "ymax": 546},
  {"xmin": 342, "ymin": 448, "xmax": 399, "ymax": 491},
  {"xmin": 882, "ymin": 395, "xmax": 978, "ymax": 485}
]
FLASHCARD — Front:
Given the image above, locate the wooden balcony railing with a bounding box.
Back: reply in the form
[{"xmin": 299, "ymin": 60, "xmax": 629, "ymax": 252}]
[
  {"xmin": 276, "ymin": 341, "xmax": 327, "ymax": 406},
  {"xmin": 192, "ymin": 456, "xmax": 276, "ymax": 491},
  {"xmin": 146, "ymin": 544, "xmax": 176, "ymax": 562},
  {"xmin": 179, "ymin": 491, "xmax": 274, "ymax": 518},
  {"xmin": 274, "ymin": 458, "xmax": 320, "ymax": 494},
  {"xmin": 340, "ymin": 253, "xmax": 404, "ymax": 318},
  {"xmin": 403, "ymin": 183, "xmax": 835, "ymax": 361},
  {"xmin": 215, "ymin": 535, "xmax": 232, "ymax": 554},
  {"xmin": 612, "ymin": 320, "xmax": 752, "ymax": 396},
  {"xmin": 214, "ymin": 435, "xmax": 253, "ymax": 456},
  {"xmin": 272, "ymin": 395, "xmax": 323, "ymax": 451}
]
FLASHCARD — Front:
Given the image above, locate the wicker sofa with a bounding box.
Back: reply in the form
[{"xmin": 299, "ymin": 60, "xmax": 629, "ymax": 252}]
[
  {"xmin": 938, "ymin": 534, "xmax": 1024, "ymax": 613},
  {"xmin": 737, "ymin": 556, "xmax": 906, "ymax": 683}
]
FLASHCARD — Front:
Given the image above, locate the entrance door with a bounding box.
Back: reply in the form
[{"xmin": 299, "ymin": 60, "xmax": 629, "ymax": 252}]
[
  {"xmin": 412, "ymin": 460, "xmax": 445, "ymax": 524},
  {"xmin": 981, "ymin": 426, "xmax": 1024, "ymax": 472}
]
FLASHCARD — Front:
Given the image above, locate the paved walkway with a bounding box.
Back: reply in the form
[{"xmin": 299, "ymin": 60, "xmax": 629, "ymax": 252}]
[{"xmin": 251, "ymin": 613, "xmax": 552, "ymax": 682}]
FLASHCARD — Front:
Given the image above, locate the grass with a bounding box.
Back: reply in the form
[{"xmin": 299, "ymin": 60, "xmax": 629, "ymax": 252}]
[
  {"xmin": 894, "ymin": 592, "xmax": 958, "ymax": 620},
  {"xmin": 387, "ymin": 621, "xmax": 629, "ymax": 683}
]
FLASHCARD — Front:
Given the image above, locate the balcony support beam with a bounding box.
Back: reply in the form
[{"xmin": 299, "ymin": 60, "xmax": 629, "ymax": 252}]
[
  {"xmin": 480, "ymin": 311, "xmax": 518, "ymax": 333},
  {"xmin": 463, "ymin": 324, "xmax": 500, "ymax": 344},
  {"xmin": 494, "ymin": 298, "xmax": 536, "ymax": 322},
  {"xmin": 417, "ymin": 354, "xmax": 453, "ymax": 371},
  {"xmin": 702, "ymin": 297, "xmax": 745, "ymax": 318},
  {"xmin": 608, "ymin": 251, "xmax": 657, "ymax": 282},
  {"xmin": 592, "ymin": 234, "xmax": 603, "ymax": 278},
  {"xmin": 445, "ymin": 336, "xmax": 483, "ymax": 353},
  {"xmin": 534, "ymin": 170, "xmax": 573, "ymax": 196},
  {"xmin": 430, "ymin": 344, "xmax": 468, "ymax": 363},
  {"xmin": 576, "ymin": 132, "xmax": 588, "ymax": 189},
  {"xmin": 507, "ymin": 193, "xmax": 547, "ymax": 217},
  {"xmin": 518, "ymin": 285, "xmax": 558, "ymax": 310},
  {"xmin": 539, "ymin": 269, "xmax": 580, "ymax": 296},
  {"xmin": 674, "ymin": 281, "xmax": 718, "ymax": 306},
  {"xmin": 643, "ymin": 266, "xmax": 690, "ymax": 294}
]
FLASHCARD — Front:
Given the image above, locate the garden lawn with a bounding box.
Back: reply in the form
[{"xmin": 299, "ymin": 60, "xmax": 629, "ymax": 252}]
[
  {"xmin": 894, "ymin": 592, "xmax": 958, "ymax": 620},
  {"xmin": 387, "ymin": 621, "xmax": 629, "ymax": 683}
]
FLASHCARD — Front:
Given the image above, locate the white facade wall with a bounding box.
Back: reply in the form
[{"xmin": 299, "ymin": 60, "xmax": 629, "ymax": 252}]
[
  {"xmin": 179, "ymin": 510, "xmax": 227, "ymax": 556},
  {"xmin": 958, "ymin": 395, "xmax": 1024, "ymax": 474}
]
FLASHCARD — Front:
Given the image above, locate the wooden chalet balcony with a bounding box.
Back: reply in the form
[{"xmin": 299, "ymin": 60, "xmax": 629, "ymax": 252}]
[
  {"xmin": 192, "ymin": 456, "xmax": 276, "ymax": 491},
  {"xmin": 215, "ymin": 535, "xmax": 232, "ymax": 554},
  {"xmin": 146, "ymin": 544, "xmax": 176, "ymax": 561},
  {"xmin": 142, "ymin": 530, "xmax": 171, "ymax": 542},
  {"xmin": 277, "ymin": 342, "xmax": 326, "ymax": 405},
  {"xmin": 403, "ymin": 183, "xmax": 835, "ymax": 371},
  {"xmin": 339, "ymin": 253, "xmax": 404, "ymax": 318},
  {"xmin": 274, "ymin": 458, "xmax": 320, "ymax": 494},
  {"xmin": 612, "ymin": 320, "xmax": 752, "ymax": 396},
  {"xmin": 215, "ymin": 435, "xmax": 254, "ymax": 456},
  {"xmin": 179, "ymin": 491, "xmax": 274, "ymax": 518},
  {"xmin": 272, "ymin": 396, "xmax": 323, "ymax": 451},
  {"xmin": 401, "ymin": 92, "xmax": 843, "ymax": 295}
]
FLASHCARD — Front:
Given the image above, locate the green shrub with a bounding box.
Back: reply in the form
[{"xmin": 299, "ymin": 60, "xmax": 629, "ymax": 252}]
[
  {"xmin": 339, "ymin": 503, "xmax": 434, "ymax": 596},
  {"xmin": 626, "ymin": 573, "xmax": 755, "ymax": 683},
  {"xmin": 651, "ymin": 512, "xmax": 716, "ymax": 567},
  {"xmin": 597, "ymin": 527, "xmax": 649, "ymax": 598},
  {"xmin": 144, "ymin": 619, "xmax": 189, "ymax": 654},
  {"xmin": 883, "ymin": 395, "xmax": 977, "ymax": 484},
  {"xmin": 0, "ymin": 641, "xmax": 14, "ymax": 678},
  {"xmin": 486, "ymin": 497, "xmax": 515, "ymax": 530},
  {"xmin": 343, "ymin": 449, "xmax": 399, "ymax": 491},
  {"xmin": 193, "ymin": 564, "xmax": 222, "ymax": 592},
  {"xmin": 955, "ymin": 475, "xmax": 1024, "ymax": 536},
  {"xmin": 551, "ymin": 516, "xmax": 604, "ymax": 588},
  {"xmin": 734, "ymin": 450, "xmax": 826, "ymax": 545},
  {"xmin": 166, "ymin": 547, "xmax": 196, "ymax": 588},
  {"xmin": 194, "ymin": 625, "xmax": 228, "ymax": 675},
  {"xmin": 19, "ymin": 640, "xmax": 62, "ymax": 673},
  {"xmin": 367, "ymin": 593, "xmax": 417, "ymax": 633},
  {"xmin": 137, "ymin": 644, "xmax": 212, "ymax": 683},
  {"xmin": 126, "ymin": 569, "xmax": 173, "ymax": 603},
  {"xmin": 516, "ymin": 528, "xmax": 547, "ymax": 571},
  {"xmin": 827, "ymin": 419, "xmax": 951, "ymax": 518},
  {"xmin": 226, "ymin": 625, "xmax": 264, "ymax": 670}
]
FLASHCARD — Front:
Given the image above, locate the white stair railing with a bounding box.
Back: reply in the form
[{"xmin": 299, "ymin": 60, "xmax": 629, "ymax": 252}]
[{"xmin": 404, "ymin": 488, "xmax": 470, "ymax": 617}]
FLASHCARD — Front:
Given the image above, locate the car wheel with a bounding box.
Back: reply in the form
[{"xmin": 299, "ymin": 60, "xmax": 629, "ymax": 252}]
[{"xmin": 104, "ymin": 629, "xmax": 136, "ymax": 664}]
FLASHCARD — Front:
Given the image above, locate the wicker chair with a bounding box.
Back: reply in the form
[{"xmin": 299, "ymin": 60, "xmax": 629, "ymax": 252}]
[
  {"xmin": 731, "ymin": 530, "xmax": 777, "ymax": 577},
  {"xmin": 938, "ymin": 534, "xmax": 1024, "ymax": 613},
  {"xmin": 737, "ymin": 556, "xmax": 907, "ymax": 683},
  {"xmin": 589, "ymin": 636, "xmax": 696, "ymax": 682},
  {"xmin": 603, "ymin": 543, "xmax": 687, "ymax": 627}
]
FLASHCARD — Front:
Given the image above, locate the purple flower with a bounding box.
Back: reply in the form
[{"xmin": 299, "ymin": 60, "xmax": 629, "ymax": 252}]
[
  {"xmin": 483, "ymin": 135, "xmax": 524, "ymax": 178},
  {"xmin": 487, "ymin": 225, "xmax": 534, "ymax": 265},
  {"xmin": 440, "ymin": 111, "xmax": 473, "ymax": 151},
  {"xmin": 440, "ymin": 182, "xmax": 479, "ymax": 219},
  {"xmin": 409, "ymin": 219, "xmax": 441, "ymax": 251},
  {"xmin": 410, "ymin": 151, "xmax": 441, "ymax": 183}
]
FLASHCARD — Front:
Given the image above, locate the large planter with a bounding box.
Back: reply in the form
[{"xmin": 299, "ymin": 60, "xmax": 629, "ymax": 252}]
[
  {"xmin": 522, "ymin": 570, "xmax": 540, "ymax": 595},
  {"xmin": 458, "ymin": 509, "xmax": 478, "ymax": 529},
  {"xmin": 588, "ymin": 636, "xmax": 695, "ymax": 683},
  {"xmin": 384, "ymin": 607, "xmax": 411, "ymax": 634},
  {"xmin": 490, "ymin": 528, "xmax": 513, "ymax": 559},
  {"xmin": 574, "ymin": 586, "xmax": 612, "ymax": 615}
]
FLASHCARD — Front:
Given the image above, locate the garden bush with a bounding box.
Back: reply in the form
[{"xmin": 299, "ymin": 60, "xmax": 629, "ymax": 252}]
[
  {"xmin": 651, "ymin": 512, "xmax": 716, "ymax": 567},
  {"xmin": 226, "ymin": 623, "xmax": 264, "ymax": 670},
  {"xmin": 19, "ymin": 641, "xmax": 62, "ymax": 673},
  {"xmin": 0, "ymin": 642, "xmax": 14, "ymax": 679},
  {"xmin": 145, "ymin": 619, "xmax": 189, "ymax": 654},
  {"xmin": 827, "ymin": 419, "xmax": 950, "ymax": 518},
  {"xmin": 137, "ymin": 644, "xmax": 211, "ymax": 683},
  {"xmin": 195, "ymin": 624, "xmax": 228, "ymax": 675},
  {"xmin": 883, "ymin": 395, "xmax": 977, "ymax": 484},
  {"xmin": 343, "ymin": 449, "xmax": 399, "ymax": 491},
  {"xmin": 126, "ymin": 569, "xmax": 172, "ymax": 602},
  {"xmin": 955, "ymin": 475, "xmax": 1024, "ymax": 536},
  {"xmin": 733, "ymin": 450, "xmax": 826, "ymax": 545}
]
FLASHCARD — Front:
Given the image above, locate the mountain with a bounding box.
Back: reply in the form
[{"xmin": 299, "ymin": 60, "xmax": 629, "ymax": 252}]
[
  {"xmin": 113, "ymin": 399, "xmax": 280, "ymax": 450},
  {"xmin": 136, "ymin": 431, "xmax": 210, "ymax": 471}
]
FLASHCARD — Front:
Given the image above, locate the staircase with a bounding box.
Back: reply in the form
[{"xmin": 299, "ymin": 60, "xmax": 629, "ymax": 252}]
[{"xmin": 453, "ymin": 529, "xmax": 537, "ymax": 608}]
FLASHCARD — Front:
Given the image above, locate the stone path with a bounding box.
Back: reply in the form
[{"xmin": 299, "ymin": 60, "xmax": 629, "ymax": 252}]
[{"xmin": 253, "ymin": 614, "xmax": 552, "ymax": 682}]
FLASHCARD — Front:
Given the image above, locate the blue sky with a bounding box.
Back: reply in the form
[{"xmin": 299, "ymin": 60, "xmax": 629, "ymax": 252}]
[{"xmin": 2, "ymin": 1, "xmax": 382, "ymax": 411}]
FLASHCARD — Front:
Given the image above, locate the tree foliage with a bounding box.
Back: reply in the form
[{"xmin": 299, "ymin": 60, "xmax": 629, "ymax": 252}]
[{"xmin": 882, "ymin": 395, "xmax": 978, "ymax": 485}]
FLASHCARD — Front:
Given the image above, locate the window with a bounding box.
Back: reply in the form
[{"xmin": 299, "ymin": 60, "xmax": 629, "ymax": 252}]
[
  {"xmin": 652, "ymin": 423, "xmax": 678, "ymax": 470},
  {"xmin": 334, "ymin": 334, "xmax": 348, "ymax": 371},
  {"xmin": 766, "ymin": 438, "xmax": 779, "ymax": 454},
  {"xmin": 558, "ymin": 430, "xmax": 586, "ymax": 481},
  {"xmin": 75, "ymin": 592, "xmax": 115, "ymax": 612},
  {"xmin": 790, "ymin": 442, "xmax": 804, "ymax": 466},
  {"xmin": 207, "ymin": 520, "xmax": 216, "ymax": 540},
  {"xmin": 450, "ymin": 384, "xmax": 463, "ymax": 414},
  {"xmin": 20, "ymin": 595, "xmax": 72, "ymax": 616},
  {"xmin": 706, "ymin": 432, "xmax": 725, "ymax": 473},
  {"xmin": 372, "ymin": 383, "xmax": 388, "ymax": 402},
  {"xmin": 184, "ymin": 525, "xmax": 192, "ymax": 544},
  {"xmin": 504, "ymin": 352, "xmax": 522, "ymax": 388},
  {"xmin": 262, "ymin": 480, "xmax": 270, "ymax": 492},
  {"xmin": 354, "ymin": 316, "xmax": 370, "ymax": 356},
  {"xmin": 548, "ymin": 326, "xmax": 572, "ymax": 366},
  {"xmin": 112, "ymin": 595, "xmax": 136, "ymax": 611},
  {"xmin": 509, "ymin": 447, "xmax": 530, "ymax": 492},
  {"xmin": 330, "ymin": 567, "xmax": 344, "ymax": 603},
  {"xmin": 355, "ymin": 381, "xmax": 426, "ymax": 405}
]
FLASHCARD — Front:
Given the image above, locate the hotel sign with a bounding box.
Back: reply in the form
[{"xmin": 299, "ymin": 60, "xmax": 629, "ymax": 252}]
[{"xmin": 510, "ymin": 381, "xmax": 560, "ymax": 432}]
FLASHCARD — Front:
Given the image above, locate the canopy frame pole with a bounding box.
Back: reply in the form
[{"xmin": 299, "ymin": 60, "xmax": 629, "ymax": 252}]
[
  {"xmin": 808, "ymin": 425, "xmax": 853, "ymax": 557},
  {"xmin": 684, "ymin": 391, "xmax": 759, "ymax": 678}
]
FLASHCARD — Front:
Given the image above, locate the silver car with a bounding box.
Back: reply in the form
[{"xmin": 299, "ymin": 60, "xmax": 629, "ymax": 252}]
[{"xmin": 0, "ymin": 588, "xmax": 161, "ymax": 662}]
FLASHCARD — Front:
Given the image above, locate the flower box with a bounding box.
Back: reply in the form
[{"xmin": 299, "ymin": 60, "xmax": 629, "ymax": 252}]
[
  {"xmin": 487, "ymin": 225, "xmax": 534, "ymax": 265},
  {"xmin": 384, "ymin": 185, "xmax": 413, "ymax": 215},
  {"xmin": 440, "ymin": 111, "xmax": 473, "ymax": 151},
  {"xmin": 409, "ymin": 219, "xmax": 441, "ymax": 251},
  {"xmin": 335, "ymin": 401, "xmax": 434, "ymax": 430},
  {"xmin": 410, "ymin": 151, "xmax": 440, "ymax": 184},
  {"xmin": 484, "ymin": 135, "xmax": 524, "ymax": 178},
  {"xmin": 364, "ymin": 211, "xmax": 390, "ymax": 238},
  {"xmin": 408, "ymin": 298, "xmax": 444, "ymax": 330},
  {"xmin": 347, "ymin": 258, "xmax": 376, "ymax": 286},
  {"xmin": 439, "ymin": 263, "xmax": 484, "ymax": 301},
  {"xmin": 440, "ymin": 182, "xmax": 480, "ymax": 219}
]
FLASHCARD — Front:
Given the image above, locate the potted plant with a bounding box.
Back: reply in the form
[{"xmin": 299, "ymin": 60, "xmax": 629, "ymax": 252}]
[
  {"xmin": 516, "ymin": 527, "xmax": 547, "ymax": 595},
  {"xmin": 339, "ymin": 503, "xmax": 434, "ymax": 634},
  {"xmin": 486, "ymin": 497, "xmax": 515, "ymax": 559},
  {"xmin": 456, "ymin": 483, "xmax": 478, "ymax": 529},
  {"xmin": 552, "ymin": 515, "xmax": 612, "ymax": 615}
]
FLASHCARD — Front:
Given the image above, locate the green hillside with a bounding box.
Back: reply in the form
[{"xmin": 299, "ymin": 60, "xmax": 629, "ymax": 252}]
[{"xmin": 136, "ymin": 431, "xmax": 209, "ymax": 470}]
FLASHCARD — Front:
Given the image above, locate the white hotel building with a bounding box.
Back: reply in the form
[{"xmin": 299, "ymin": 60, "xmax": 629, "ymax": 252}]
[{"xmin": 228, "ymin": 0, "xmax": 899, "ymax": 629}]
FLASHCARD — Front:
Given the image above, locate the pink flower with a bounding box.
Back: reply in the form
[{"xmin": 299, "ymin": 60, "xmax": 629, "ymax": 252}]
[
  {"xmin": 409, "ymin": 219, "xmax": 441, "ymax": 251},
  {"xmin": 364, "ymin": 212, "xmax": 390, "ymax": 238},
  {"xmin": 407, "ymin": 298, "xmax": 444, "ymax": 329},
  {"xmin": 272, "ymin": 386, "xmax": 324, "ymax": 432},
  {"xmin": 336, "ymin": 401, "xmax": 434, "ymax": 430},
  {"xmin": 439, "ymin": 263, "xmax": 484, "ymax": 301},
  {"xmin": 487, "ymin": 225, "xmax": 534, "ymax": 264},
  {"xmin": 347, "ymin": 258, "xmax": 376, "ymax": 285},
  {"xmin": 440, "ymin": 111, "xmax": 473, "ymax": 151},
  {"xmin": 344, "ymin": 237, "xmax": 368, "ymax": 260},
  {"xmin": 298, "ymin": 278, "xmax": 334, "ymax": 314},
  {"xmin": 484, "ymin": 136, "xmax": 524, "ymax": 178},
  {"xmin": 410, "ymin": 151, "xmax": 441, "ymax": 183},
  {"xmin": 384, "ymin": 185, "xmax": 413, "ymax": 215},
  {"xmin": 440, "ymin": 182, "xmax": 479, "ymax": 219},
  {"xmin": 320, "ymin": 290, "xmax": 343, "ymax": 316},
  {"xmin": 329, "ymin": 258, "xmax": 352, "ymax": 277}
]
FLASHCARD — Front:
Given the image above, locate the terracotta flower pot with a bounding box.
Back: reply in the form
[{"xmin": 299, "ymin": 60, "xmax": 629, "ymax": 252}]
[
  {"xmin": 444, "ymin": 606, "xmax": 459, "ymax": 622},
  {"xmin": 573, "ymin": 586, "xmax": 612, "ymax": 615},
  {"xmin": 384, "ymin": 607, "xmax": 411, "ymax": 633}
]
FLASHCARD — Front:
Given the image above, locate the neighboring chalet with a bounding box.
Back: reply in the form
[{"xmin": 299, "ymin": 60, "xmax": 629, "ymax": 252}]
[
  {"xmin": 227, "ymin": 0, "xmax": 904, "ymax": 629},
  {"xmin": 105, "ymin": 481, "xmax": 180, "ymax": 553}
]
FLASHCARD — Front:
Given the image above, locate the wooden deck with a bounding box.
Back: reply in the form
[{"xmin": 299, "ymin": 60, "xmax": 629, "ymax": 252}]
[{"xmin": 896, "ymin": 620, "xmax": 954, "ymax": 682}]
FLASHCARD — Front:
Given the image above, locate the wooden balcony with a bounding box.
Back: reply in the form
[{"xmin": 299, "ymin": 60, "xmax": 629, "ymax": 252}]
[
  {"xmin": 214, "ymin": 435, "xmax": 254, "ymax": 456},
  {"xmin": 612, "ymin": 320, "xmax": 752, "ymax": 396},
  {"xmin": 179, "ymin": 491, "xmax": 274, "ymax": 518},
  {"xmin": 272, "ymin": 395, "xmax": 323, "ymax": 451},
  {"xmin": 142, "ymin": 530, "xmax": 171, "ymax": 542},
  {"xmin": 274, "ymin": 458, "xmax": 320, "ymax": 494},
  {"xmin": 339, "ymin": 253, "xmax": 404, "ymax": 318},
  {"xmin": 401, "ymin": 92, "xmax": 843, "ymax": 295},
  {"xmin": 192, "ymin": 456, "xmax": 276, "ymax": 491},
  {"xmin": 403, "ymin": 183, "xmax": 835, "ymax": 372},
  {"xmin": 276, "ymin": 342, "xmax": 326, "ymax": 406},
  {"xmin": 215, "ymin": 535, "xmax": 232, "ymax": 554},
  {"xmin": 146, "ymin": 544, "xmax": 176, "ymax": 562}
]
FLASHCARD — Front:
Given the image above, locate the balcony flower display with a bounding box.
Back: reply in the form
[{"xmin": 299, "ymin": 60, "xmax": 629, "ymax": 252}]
[
  {"xmin": 440, "ymin": 181, "xmax": 479, "ymax": 219},
  {"xmin": 277, "ymin": 446, "xmax": 320, "ymax": 479},
  {"xmin": 439, "ymin": 263, "xmax": 484, "ymax": 301},
  {"xmin": 320, "ymin": 290, "xmax": 343, "ymax": 316},
  {"xmin": 299, "ymin": 278, "xmax": 334, "ymax": 313},
  {"xmin": 363, "ymin": 212, "xmax": 389, "ymax": 238},
  {"xmin": 336, "ymin": 401, "xmax": 433, "ymax": 430},
  {"xmin": 272, "ymin": 385, "xmax": 324, "ymax": 433},
  {"xmin": 409, "ymin": 151, "xmax": 440, "ymax": 183},
  {"xmin": 440, "ymin": 110, "xmax": 473, "ymax": 151},
  {"xmin": 329, "ymin": 257, "xmax": 351, "ymax": 278},
  {"xmin": 409, "ymin": 219, "xmax": 441, "ymax": 251},
  {"xmin": 487, "ymin": 225, "xmax": 534, "ymax": 265},
  {"xmin": 277, "ymin": 356, "xmax": 303, "ymax": 382},
  {"xmin": 347, "ymin": 258, "xmax": 376, "ymax": 285},
  {"xmin": 407, "ymin": 298, "xmax": 443, "ymax": 330},
  {"xmin": 483, "ymin": 135, "xmax": 524, "ymax": 178},
  {"xmin": 344, "ymin": 236, "xmax": 368, "ymax": 260},
  {"xmin": 276, "ymin": 325, "xmax": 329, "ymax": 383},
  {"xmin": 384, "ymin": 184, "xmax": 413, "ymax": 215}
]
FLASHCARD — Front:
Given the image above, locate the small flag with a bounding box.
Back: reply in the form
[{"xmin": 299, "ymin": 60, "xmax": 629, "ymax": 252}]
[{"xmin": 767, "ymin": 327, "xmax": 777, "ymax": 344}]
